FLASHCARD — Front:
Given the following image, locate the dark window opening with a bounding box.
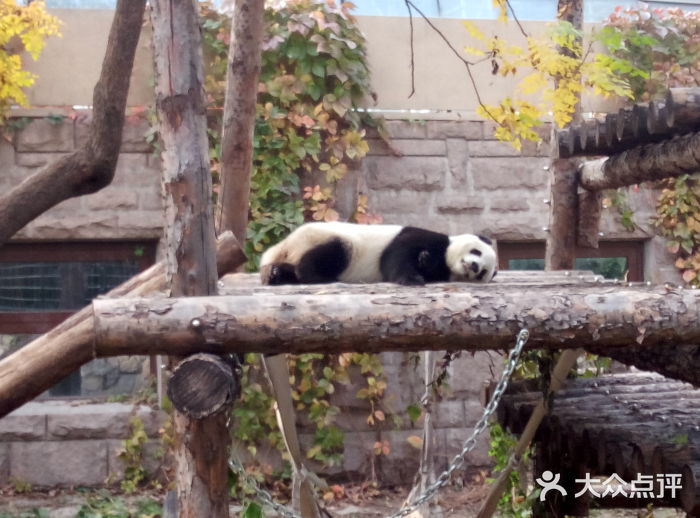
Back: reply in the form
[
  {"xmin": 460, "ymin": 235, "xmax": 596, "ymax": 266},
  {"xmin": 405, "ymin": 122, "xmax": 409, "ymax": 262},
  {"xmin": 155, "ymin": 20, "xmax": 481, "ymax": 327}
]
[
  {"xmin": 498, "ymin": 241, "xmax": 644, "ymax": 282},
  {"xmin": 0, "ymin": 241, "xmax": 157, "ymax": 397}
]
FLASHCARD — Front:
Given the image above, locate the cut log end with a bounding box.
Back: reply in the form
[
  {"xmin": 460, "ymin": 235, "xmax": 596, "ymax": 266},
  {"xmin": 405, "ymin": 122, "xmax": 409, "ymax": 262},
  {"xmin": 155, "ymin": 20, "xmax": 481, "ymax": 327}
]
[{"xmin": 167, "ymin": 353, "xmax": 239, "ymax": 418}]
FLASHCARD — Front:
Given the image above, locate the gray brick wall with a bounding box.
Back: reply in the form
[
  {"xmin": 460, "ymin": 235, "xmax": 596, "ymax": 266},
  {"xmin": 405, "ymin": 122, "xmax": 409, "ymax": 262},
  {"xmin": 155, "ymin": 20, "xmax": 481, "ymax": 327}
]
[
  {"xmin": 1, "ymin": 115, "xmax": 163, "ymax": 241},
  {"xmin": 0, "ymin": 402, "xmax": 164, "ymax": 488}
]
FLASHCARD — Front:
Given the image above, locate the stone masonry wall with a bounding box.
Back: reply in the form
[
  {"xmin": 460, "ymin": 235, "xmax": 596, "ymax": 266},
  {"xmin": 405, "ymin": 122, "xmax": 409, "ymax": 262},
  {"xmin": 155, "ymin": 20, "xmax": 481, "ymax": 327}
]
[
  {"xmin": 0, "ymin": 402, "xmax": 164, "ymax": 488},
  {"xmin": 1, "ymin": 114, "xmax": 163, "ymax": 241},
  {"xmin": 0, "ymin": 116, "xmax": 682, "ymax": 488}
]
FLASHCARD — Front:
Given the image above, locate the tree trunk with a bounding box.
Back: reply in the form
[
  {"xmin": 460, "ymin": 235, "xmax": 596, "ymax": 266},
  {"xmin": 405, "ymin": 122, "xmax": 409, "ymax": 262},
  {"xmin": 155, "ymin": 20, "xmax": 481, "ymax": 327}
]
[
  {"xmin": 92, "ymin": 282, "xmax": 700, "ymax": 366},
  {"xmin": 0, "ymin": 232, "xmax": 244, "ymax": 419},
  {"xmin": 215, "ymin": 3, "xmax": 324, "ymax": 515},
  {"xmin": 545, "ymin": 158, "xmax": 580, "ymax": 270},
  {"xmin": 217, "ymin": 0, "xmax": 265, "ymax": 244},
  {"xmin": 151, "ymin": 1, "xmax": 233, "ymax": 516},
  {"xmin": 587, "ymin": 342, "xmax": 700, "ymax": 388},
  {"xmin": 0, "ymin": 0, "xmax": 146, "ymax": 246}
]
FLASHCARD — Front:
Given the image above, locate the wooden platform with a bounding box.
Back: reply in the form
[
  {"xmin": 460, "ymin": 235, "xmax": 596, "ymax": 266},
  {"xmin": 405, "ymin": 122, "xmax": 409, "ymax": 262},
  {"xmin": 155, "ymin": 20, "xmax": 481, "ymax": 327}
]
[{"xmin": 496, "ymin": 372, "xmax": 700, "ymax": 516}]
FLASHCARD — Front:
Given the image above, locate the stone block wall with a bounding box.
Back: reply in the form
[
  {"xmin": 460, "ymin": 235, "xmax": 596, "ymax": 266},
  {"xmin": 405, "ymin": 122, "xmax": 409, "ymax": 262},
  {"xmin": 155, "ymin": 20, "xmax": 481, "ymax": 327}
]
[
  {"xmin": 0, "ymin": 402, "xmax": 165, "ymax": 488},
  {"xmin": 1, "ymin": 113, "xmax": 163, "ymax": 241},
  {"xmin": 0, "ymin": 116, "xmax": 682, "ymax": 488}
]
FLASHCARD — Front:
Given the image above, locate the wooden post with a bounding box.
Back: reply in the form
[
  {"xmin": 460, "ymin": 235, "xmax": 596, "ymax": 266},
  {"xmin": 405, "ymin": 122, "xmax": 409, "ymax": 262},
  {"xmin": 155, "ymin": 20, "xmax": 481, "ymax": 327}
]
[
  {"xmin": 215, "ymin": 2, "xmax": 324, "ymax": 515},
  {"xmin": 217, "ymin": 0, "xmax": 265, "ymax": 245},
  {"xmin": 151, "ymin": 1, "xmax": 235, "ymax": 516}
]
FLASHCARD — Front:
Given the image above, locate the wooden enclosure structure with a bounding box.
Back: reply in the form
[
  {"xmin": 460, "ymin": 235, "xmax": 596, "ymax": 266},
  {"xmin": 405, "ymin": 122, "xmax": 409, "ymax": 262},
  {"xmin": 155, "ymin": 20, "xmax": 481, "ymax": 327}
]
[{"xmin": 496, "ymin": 372, "xmax": 700, "ymax": 516}]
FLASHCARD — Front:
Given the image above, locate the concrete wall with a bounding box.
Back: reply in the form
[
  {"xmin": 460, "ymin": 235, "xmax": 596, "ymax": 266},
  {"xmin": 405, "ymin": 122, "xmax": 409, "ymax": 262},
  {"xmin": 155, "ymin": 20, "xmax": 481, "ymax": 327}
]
[
  {"xmin": 22, "ymin": 10, "xmax": 616, "ymax": 117},
  {"xmin": 0, "ymin": 402, "xmax": 164, "ymax": 488}
]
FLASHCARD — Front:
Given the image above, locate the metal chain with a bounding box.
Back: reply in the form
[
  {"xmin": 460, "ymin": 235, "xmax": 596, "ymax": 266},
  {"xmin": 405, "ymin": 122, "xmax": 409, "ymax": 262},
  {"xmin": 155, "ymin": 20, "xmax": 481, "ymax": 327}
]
[
  {"xmin": 228, "ymin": 328, "xmax": 530, "ymax": 518},
  {"xmin": 385, "ymin": 328, "xmax": 529, "ymax": 518},
  {"xmin": 228, "ymin": 458, "xmax": 302, "ymax": 518}
]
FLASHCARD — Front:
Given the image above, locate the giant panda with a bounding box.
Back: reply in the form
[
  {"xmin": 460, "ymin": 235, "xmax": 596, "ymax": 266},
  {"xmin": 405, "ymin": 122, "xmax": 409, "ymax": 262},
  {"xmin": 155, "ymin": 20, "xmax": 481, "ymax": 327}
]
[{"xmin": 260, "ymin": 222, "xmax": 497, "ymax": 286}]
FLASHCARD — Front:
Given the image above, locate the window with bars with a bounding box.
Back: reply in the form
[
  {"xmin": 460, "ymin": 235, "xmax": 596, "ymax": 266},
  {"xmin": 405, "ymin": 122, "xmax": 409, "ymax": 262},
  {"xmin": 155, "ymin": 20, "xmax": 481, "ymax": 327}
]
[{"xmin": 0, "ymin": 241, "xmax": 157, "ymax": 396}]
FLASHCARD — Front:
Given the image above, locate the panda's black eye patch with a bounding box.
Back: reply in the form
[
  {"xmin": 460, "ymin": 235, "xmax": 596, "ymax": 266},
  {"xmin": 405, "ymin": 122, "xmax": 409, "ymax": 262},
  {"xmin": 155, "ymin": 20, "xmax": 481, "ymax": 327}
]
[
  {"xmin": 470, "ymin": 248, "xmax": 482, "ymax": 256},
  {"xmin": 478, "ymin": 235, "xmax": 492, "ymax": 245},
  {"xmin": 476, "ymin": 268, "xmax": 488, "ymax": 280}
]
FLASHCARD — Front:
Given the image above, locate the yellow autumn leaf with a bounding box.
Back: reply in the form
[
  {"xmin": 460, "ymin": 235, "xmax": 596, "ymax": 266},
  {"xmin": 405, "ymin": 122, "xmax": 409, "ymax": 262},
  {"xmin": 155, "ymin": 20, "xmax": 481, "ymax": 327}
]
[
  {"xmin": 462, "ymin": 20, "xmax": 485, "ymax": 41},
  {"xmin": 464, "ymin": 45, "xmax": 485, "ymax": 57}
]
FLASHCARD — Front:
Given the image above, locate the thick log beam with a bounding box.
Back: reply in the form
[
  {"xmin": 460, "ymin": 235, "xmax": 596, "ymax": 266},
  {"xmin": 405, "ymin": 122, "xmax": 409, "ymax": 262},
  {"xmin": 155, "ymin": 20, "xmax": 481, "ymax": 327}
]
[
  {"xmin": 580, "ymin": 131, "xmax": 700, "ymax": 191},
  {"xmin": 0, "ymin": 232, "xmax": 244, "ymax": 419},
  {"xmin": 587, "ymin": 342, "xmax": 700, "ymax": 388},
  {"xmin": 93, "ymin": 283, "xmax": 700, "ymax": 357}
]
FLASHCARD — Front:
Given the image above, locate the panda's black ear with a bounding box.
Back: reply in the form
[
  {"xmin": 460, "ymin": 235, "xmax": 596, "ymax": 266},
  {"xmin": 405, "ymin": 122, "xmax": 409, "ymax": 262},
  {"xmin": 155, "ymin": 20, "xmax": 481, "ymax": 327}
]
[{"xmin": 478, "ymin": 235, "xmax": 492, "ymax": 245}]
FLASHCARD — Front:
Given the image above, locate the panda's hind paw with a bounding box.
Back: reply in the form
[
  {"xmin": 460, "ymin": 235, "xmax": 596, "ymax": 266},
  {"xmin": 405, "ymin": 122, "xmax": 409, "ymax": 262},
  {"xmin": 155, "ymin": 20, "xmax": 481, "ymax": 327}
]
[{"xmin": 397, "ymin": 274, "xmax": 425, "ymax": 286}]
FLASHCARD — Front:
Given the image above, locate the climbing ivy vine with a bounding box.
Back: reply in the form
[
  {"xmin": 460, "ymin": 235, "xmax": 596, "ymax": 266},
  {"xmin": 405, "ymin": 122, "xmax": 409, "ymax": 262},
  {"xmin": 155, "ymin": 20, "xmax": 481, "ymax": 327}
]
[
  {"xmin": 198, "ymin": 0, "xmax": 387, "ymax": 482},
  {"xmin": 598, "ymin": 6, "xmax": 700, "ymax": 285}
]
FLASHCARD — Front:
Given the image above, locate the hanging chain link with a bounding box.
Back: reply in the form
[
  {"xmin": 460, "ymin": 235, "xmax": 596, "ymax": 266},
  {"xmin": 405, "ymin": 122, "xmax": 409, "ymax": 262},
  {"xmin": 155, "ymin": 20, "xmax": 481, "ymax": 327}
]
[{"xmin": 228, "ymin": 328, "xmax": 530, "ymax": 518}]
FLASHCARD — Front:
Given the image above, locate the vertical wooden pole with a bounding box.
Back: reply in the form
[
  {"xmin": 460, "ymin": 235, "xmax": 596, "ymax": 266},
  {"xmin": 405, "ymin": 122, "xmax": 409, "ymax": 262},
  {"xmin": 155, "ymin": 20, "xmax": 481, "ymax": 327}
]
[
  {"xmin": 151, "ymin": 1, "xmax": 231, "ymax": 516},
  {"xmin": 218, "ymin": 0, "xmax": 265, "ymax": 244},
  {"xmin": 216, "ymin": 3, "xmax": 322, "ymax": 514},
  {"xmin": 479, "ymin": 3, "xmax": 585, "ymax": 518}
]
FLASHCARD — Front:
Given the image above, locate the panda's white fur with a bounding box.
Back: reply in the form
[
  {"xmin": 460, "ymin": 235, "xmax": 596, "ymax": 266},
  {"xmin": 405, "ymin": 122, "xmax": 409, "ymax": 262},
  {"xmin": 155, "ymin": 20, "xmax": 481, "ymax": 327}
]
[
  {"xmin": 262, "ymin": 222, "xmax": 402, "ymax": 283},
  {"xmin": 260, "ymin": 222, "xmax": 497, "ymax": 285}
]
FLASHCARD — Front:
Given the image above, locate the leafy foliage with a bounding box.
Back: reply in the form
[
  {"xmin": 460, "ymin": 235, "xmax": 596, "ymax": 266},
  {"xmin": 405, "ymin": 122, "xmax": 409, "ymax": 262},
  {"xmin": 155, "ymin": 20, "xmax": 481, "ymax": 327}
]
[
  {"xmin": 117, "ymin": 416, "xmax": 149, "ymax": 493},
  {"xmin": 596, "ymin": 6, "xmax": 700, "ymax": 285},
  {"xmin": 0, "ymin": 1, "xmax": 60, "ymax": 122},
  {"xmin": 600, "ymin": 5, "xmax": 700, "ymax": 101},
  {"xmin": 75, "ymin": 491, "xmax": 162, "ymax": 518},
  {"xmin": 463, "ymin": 18, "xmax": 641, "ymax": 149},
  {"xmin": 487, "ymin": 423, "xmax": 538, "ymax": 518},
  {"xmin": 654, "ymin": 175, "xmax": 700, "ymax": 286},
  {"xmin": 199, "ymin": 0, "xmax": 380, "ymax": 268}
]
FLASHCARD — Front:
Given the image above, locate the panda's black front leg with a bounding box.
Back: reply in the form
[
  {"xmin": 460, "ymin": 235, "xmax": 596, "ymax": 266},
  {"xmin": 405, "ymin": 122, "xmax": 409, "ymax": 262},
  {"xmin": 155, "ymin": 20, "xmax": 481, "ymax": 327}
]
[
  {"xmin": 387, "ymin": 261, "xmax": 426, "ymax": 286},
  {"xmin": 262, "ymin": 263, "xmax": 299, "ymax": 285}
]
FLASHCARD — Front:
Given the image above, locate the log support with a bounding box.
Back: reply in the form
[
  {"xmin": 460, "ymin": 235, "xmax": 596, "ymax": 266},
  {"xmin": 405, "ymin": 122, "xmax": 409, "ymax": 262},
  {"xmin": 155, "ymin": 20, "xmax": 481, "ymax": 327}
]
[{"xmin": 90, "ymin": 283, "xmax": 700, "ymax": 368}]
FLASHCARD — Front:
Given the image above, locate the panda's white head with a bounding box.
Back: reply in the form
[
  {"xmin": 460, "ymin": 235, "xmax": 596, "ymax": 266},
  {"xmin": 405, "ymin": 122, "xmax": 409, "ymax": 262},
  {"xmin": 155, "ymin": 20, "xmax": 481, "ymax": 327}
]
[{"xmin": 445, "ymin": 234, "xmax": 497, "ymax": 282}]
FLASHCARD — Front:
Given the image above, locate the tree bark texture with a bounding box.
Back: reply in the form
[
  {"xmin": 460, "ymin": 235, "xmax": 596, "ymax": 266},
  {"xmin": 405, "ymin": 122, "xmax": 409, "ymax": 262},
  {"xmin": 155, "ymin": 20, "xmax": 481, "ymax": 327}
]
[
  {"xmin": 217, "ymin": 0, "xmax": 265, "ymax": 244},
  {"xmin": 0, "ymin": 233, "xmax": 244, "ymax": 419},
  {"xmin": 0, "ymin": 0, "xmax": 146, "ymax": 245},
  {"xmin": 576, "ymin": 189, "xmax": 602, "ymax": 248},
  {"xmin": 152, "ymin": 0, "xmax": 218, "ymax": 296},
  {"xmin": 587, "ymin": 342, "xmax": 700, "ymax": 388},
  {"xmin": 92, "ymin": 283, "xmax": 700, "ymax": 369},
  {"xmin": 545, "ymin": 158, "xmax": 579, "ymax": 270},
  {"xmin": 579, "ymin": 131, "xmax": 700, "ymax": 191},
  {"xmin": 499, "ymin": 373, "xmax": 700, "ymax": 513},
  {"xmin": 151, "ymin": 1, "xmax": 232, "ymax": 513},
  {"xmin": 546, "ymin": 0, "xmax": 582, "ymax": 273}
]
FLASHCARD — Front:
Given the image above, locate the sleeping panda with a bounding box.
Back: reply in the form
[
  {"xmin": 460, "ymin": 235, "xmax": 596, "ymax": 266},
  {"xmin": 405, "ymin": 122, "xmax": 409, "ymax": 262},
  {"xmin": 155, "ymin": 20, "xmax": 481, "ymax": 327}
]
[{"xmin": 260, "ymin": 222, "xmax": 497, "ymax": 286}]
